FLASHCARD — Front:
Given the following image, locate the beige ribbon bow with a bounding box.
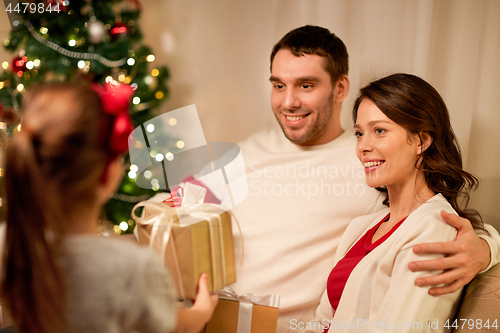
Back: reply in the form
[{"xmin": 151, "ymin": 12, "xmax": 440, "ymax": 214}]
[
  {"xmin": 132, "ymin": 183, "xmax": 243, "ymax": 299},
  {"xmin": 216, "ymin": 287, "xmax": 280, "ymax": 333}
]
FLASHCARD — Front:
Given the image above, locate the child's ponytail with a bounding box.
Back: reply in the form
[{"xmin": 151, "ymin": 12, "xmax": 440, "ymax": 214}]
[{"xmin": 3, "ymin": 128, "xmax": 66, "ymax": 332}]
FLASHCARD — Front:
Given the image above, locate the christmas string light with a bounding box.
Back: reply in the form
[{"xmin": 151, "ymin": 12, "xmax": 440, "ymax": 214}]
[{"xmin": 24, "ymin": 21, "xmax": 127, "ymax": 67}]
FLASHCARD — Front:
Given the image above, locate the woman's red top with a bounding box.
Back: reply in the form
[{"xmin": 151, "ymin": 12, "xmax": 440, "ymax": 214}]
[{"xmin": 322, "ymin": 214, "xmax": 406, "ymax": 332}]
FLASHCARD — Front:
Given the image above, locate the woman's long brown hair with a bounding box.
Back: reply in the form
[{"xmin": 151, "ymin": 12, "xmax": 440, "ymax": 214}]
[
  {"xmin": 1, "ymin": 83, "xmax": 110, "ymax": 332},
  {"xmin": 352, "ymin": 73, "xmax": 484, "ymax": 231}
]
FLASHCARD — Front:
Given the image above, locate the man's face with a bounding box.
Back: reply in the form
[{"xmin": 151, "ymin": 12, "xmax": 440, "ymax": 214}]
[{"xmin": 270, "ymin": 49, "xmax": 339, "ymax": 146}]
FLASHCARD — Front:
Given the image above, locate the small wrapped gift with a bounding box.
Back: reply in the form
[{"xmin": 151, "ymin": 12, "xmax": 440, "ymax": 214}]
[
  {"xmin": 132, "ymin": 184, "xmax": 237, "ymax": 300},
  {"xmin": 201, "ymin": 288, "xmax": 280, "ymax": 333}
]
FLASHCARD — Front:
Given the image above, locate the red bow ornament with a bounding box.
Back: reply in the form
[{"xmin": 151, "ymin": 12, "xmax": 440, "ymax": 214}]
[{"xmin": 92, "ymin": 82, "xmax": 135, "ymax": 155}]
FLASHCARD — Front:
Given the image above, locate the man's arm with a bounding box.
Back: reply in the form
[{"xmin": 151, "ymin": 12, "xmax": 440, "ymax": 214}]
[{"xmin": 408, "ymin": 211, "xmax": 500, "ymax": 296}]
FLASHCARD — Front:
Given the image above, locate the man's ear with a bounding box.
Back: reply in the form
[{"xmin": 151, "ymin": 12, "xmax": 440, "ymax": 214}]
[
  {"xmin": 418, "ymin": 132, "xmax": 433, "ymax": 155},
  {"xmin": 334, "ymin": 75, "xmax": 350, "ymax": 104}
]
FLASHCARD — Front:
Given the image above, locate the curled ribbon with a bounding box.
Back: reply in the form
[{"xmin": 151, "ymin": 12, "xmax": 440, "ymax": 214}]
[
  {"xmin": 216, "ymin": 287, "xmax": 280, "ymax": 333},
  {"xmin": 91, "ymin": 82, "xmax": 135, "ymax": 155},
  {"xmin": 132, "ymin": 183, "xmax": 244, "ymax": 299},
  {"xmin": 170, "ymin": 185, "xmax": 184, "ymax": 207},
  {"xmin": 163, "ymin": 185, "xmax": 185, "ymax": 208}
]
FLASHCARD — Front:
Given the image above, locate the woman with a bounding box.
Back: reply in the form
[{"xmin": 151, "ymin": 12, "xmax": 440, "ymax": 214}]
[
  {"xmin": 0, "ymin": 82, "xmax": 217, "ymax": 333},
  {"xmin": 313, "ymin": 73, "xmax": 485, "ymax": 332}
]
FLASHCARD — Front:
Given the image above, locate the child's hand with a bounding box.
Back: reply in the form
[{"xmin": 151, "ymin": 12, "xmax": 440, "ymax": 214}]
[
  {"xmin": 191, "ymin": 274, "xmax": 219, "ymax": 323},
  {"xmin": 174, "ymin": 274, "xmax": 219, "ymax": 333}
]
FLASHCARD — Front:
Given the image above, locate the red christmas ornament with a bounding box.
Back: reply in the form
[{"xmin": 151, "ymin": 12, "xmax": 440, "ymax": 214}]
[
  {"xmin": 110, "ymin": 23, "xmax": 129, "ymax": 40},
  {"xmin": 11, "ymin": 56, "xmax": 27, "ymax": 74}
]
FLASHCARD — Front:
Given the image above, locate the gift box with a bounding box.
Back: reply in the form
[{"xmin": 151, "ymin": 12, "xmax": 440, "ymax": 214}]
[
  {"xmin": 201, "ymin": 288, "xmax": 280, "ymax": 333},
  {"xmin": 132, "ymin": 184, "xmax": 237, "ymax": 300}
]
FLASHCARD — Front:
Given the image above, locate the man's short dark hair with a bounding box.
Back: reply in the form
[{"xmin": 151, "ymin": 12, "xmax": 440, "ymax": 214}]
[{"xmin": 270, "ymin": 25, "xmax": 349, "ymax": 84}]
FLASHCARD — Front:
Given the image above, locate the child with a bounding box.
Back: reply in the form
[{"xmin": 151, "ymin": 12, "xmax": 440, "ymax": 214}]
[{"xmin": 0, "ymin": 82, "xmax": 217, "ymax": 333}]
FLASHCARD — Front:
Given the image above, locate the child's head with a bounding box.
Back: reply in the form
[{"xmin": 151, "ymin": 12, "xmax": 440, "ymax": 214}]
[
  {"xmin": 15, "ymin": 83, "xmax": 110, "ymax": 207},
  {"xmin": 2, "ymin": 82, "xmax": 132, "ymax": 332}
]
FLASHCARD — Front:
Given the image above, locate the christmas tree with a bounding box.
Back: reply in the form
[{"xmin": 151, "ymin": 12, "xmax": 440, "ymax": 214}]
[{"xmin": 0, "ymin": 0, "xmax": 170, "ymax": 234}]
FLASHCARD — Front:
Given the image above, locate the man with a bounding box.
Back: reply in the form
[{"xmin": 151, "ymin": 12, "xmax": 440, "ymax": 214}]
[{"xmin": 193, "ymin": 26, "xmax": 500, "ymax": 332}]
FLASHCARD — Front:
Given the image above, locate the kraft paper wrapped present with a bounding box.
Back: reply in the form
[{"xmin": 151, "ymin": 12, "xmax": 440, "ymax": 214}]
[
  {"xmin": 201, "ymin": 288, "xmax": 280, "ymax": 333},
  {"xmin": 132, "ymin": 184, "xmax": 237, "ymax": 300}
]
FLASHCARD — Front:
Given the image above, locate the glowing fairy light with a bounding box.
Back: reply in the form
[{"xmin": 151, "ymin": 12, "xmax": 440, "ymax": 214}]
[
  {"xmin": 113, "ymin": 225, "xmax": 121, "ymax": 234},
  {"xmin": 119, "ymin": 221, "xmax": 129, "ymax": 231},
  {"xmin": 151, "ymin": 179, "xmax": 160, "ymax": 191},
  {"xmin": 155, "ymin": 153, "xmax": 164, "ymax": 162}
]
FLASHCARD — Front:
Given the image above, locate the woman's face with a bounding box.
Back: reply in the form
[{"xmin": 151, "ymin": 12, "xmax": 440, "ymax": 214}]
[{"xmin": 354, "ymin": 99, "xmax": 421, "ymax": 190}]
